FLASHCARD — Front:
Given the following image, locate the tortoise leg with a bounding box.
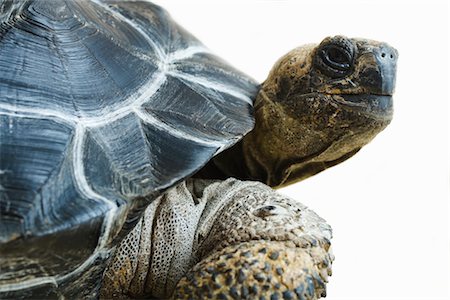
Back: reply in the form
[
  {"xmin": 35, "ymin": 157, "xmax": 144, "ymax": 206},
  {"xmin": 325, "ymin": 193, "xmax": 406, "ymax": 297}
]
[
  {"xmin": 173, "ymin": 240, "xmax": 332, "ymax": 300},
  {"xmin": 100, "ymin": 178, "xmax": 333, "ymax": 299},
  {"xmin": 172, "ymin": 179, "xmax": 333, "ymax": 299}
]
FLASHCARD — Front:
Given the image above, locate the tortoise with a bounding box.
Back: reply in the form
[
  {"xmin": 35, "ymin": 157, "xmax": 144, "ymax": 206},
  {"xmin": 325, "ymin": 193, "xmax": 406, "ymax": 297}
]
[{"xmin": 0, "ymin": 0, "xmax": 397, "ymax": 299}]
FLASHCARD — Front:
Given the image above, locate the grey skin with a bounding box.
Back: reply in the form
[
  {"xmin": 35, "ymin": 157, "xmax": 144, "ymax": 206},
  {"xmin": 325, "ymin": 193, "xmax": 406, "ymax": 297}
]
[{"xmin": 102, "ymin": 36, "xmax": 397, "ymax": 299}]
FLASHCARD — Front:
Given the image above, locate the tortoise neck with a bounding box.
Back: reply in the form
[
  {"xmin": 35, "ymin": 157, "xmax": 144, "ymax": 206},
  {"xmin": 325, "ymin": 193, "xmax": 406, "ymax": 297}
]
[
  {"xmin": 198, "ymin": 87, "xmax": 361, "ymax": 188},
  {"xmin": 194, "ymin": 89, "xmax": 271, "ymax": 185},
  {"xmin": 193, "ymin": 138, "xmax": 255, "ymax": 182}
]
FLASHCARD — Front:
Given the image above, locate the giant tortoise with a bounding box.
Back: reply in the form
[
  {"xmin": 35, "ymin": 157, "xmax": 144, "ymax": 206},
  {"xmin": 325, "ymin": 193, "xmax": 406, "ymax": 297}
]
[{"xmin": 0, "ymin": 0, "xmax": 397, "ymax": 299}]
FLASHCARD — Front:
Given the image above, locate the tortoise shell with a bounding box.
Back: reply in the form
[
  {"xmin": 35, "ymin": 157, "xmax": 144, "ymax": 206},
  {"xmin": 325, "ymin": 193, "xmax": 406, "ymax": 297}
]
[{"xmin": 0, "ymin": 0, "xmax": 257, "ymax": 297}]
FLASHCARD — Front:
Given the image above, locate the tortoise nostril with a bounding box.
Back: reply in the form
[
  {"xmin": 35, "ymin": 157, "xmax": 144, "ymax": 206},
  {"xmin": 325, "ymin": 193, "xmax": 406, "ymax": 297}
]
[
  {"xmin": 380, "ymin": 47, "xmax": 396, "ymax": 60},
  {"xmin": 380, "ymin": 52, "xmax": 396, "ymax": 60}
]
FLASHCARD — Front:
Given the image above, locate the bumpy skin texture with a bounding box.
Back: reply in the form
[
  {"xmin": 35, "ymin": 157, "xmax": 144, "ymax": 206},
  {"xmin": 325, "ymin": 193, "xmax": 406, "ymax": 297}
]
[
  {"xmin": 0, "ymin": 0, "xmax": 397, "ymax": 296},
  {"xmin": 100, "ymin": 178, "xmax": 333, "ymax": 299},
  {"xmin": 174, "ymin": 241, "xmax": 331, "ymax": 300},
  {"xmin": 102, "ymin": 37, "xmax": 398, "ymax": 299}
]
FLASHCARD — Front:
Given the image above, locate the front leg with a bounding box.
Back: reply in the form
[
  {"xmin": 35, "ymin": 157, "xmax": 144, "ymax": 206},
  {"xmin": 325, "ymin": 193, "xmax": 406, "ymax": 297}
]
[
  {"xmin": 174, "ymin": 240, "xmax": 331, "ymax": 300},
  {"xmin": 100, "ymin": 178, "xmax": 333, "ymax": 299},
  {"xmin": 173, "ymin": 179, "xmax": 333, "ymax": 300}
]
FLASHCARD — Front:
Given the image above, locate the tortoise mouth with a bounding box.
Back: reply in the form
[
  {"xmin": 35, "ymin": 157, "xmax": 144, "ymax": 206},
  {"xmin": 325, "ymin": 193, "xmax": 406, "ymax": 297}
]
[{"xmin": 328, "ymin": 93, "xmax": 393, "ymax": 121}]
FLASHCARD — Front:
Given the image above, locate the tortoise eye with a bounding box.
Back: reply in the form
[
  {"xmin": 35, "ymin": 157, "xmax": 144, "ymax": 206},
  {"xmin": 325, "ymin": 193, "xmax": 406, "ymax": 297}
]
[
  {"xmin": 315, "ymin": 39, "xmax": 355, "ymax": 78},
  {"xmin": 324, "ymin": 46, "xmax": 351, "ymax": 68}
]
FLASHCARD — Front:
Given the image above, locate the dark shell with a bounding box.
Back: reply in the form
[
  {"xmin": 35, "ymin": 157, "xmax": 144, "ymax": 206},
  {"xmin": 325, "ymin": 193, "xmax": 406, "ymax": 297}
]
[{"xmin": 0, "ymin": 0, "xmax": 257, "ymax": 297}]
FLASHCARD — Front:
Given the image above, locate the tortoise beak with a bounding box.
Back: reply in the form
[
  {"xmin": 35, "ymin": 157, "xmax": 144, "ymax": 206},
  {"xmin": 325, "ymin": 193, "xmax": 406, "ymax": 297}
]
[
  {"xmin": 359, "ymin": 43, "xmax": 398, "ymax": 96},
  {"xmin": 378, "ymin": 44, "xmax": 398, "ymax": 95},
  {"xmin": 333, "ymin": 42, "xmax": 397, "ymax": 120}
]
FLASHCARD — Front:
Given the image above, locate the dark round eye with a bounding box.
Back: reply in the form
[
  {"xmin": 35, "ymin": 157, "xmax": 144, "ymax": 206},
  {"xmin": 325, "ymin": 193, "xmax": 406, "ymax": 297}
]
[
  {"xmin": 315, "ymin": 40, "xmax": 355, "ymax": 78},
  {"xmin": 324, "ymin": 46, "xmax": 351, "ymax": 67}
]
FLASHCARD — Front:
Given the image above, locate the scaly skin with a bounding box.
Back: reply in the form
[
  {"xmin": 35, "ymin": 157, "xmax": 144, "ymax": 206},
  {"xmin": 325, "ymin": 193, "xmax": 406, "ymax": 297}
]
[
  {"xmin": 101, "ymin": 36, "xmax": 397, "ymax": 299},
  {"xmin": 173, "ymin": 241, "xmax": 332, "ymax": 299},
  {"xmin": 100, "ymin": 178, "xmax": 333, "ymax": 299}
]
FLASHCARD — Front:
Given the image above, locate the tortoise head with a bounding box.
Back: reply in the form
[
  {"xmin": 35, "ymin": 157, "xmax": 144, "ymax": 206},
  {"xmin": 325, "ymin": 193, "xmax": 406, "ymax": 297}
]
[{"xmin": 242, "ymin": 36, "xmax": 398, "ymax": 187}]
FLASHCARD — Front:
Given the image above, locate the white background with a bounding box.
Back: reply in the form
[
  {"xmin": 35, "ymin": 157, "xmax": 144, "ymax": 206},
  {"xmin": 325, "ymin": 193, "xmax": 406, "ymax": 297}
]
[{"xmin": 153, "ymin": 1, "xmax": 449, "ymax": 299}]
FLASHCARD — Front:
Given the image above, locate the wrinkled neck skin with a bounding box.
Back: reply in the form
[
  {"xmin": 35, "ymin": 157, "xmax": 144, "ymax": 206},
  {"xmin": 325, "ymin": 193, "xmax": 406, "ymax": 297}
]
[{"xmin": 205, "ymin": 39, "xmax": 395, "ymax": 188}]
